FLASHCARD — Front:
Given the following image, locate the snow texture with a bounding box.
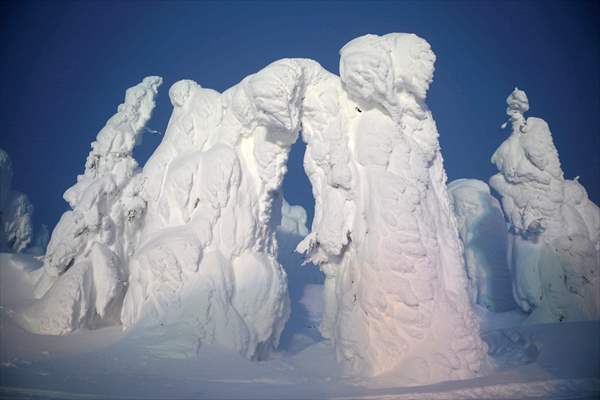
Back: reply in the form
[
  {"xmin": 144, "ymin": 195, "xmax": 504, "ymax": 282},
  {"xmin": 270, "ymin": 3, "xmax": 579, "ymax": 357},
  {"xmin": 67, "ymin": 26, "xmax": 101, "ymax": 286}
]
[
  {"xmin": 14, "ymin": 33, "xmax": 487, "ymax": 381},
  {"xmin": 448, "ymin": 179, "xmax": 516, "ymax": 312},
  {"xmin": 0, "ymin": 148, "xmax": 35, "ymax": 254},
  {"xmin": 298, "ymin": 33, "xmax": 487, "ymax": 380},
  {"xmin": 17, "ymin": 76, "xmax": 163, "ymax": 334},
  {"xmin": 490, "ymin": 88, "xmax": 600, "ymax": 323}
]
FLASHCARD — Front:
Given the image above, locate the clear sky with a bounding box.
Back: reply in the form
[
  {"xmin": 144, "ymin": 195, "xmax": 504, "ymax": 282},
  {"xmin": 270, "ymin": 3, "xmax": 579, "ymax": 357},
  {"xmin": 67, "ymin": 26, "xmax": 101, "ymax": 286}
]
[{"xmin": 1, "ymin": 1, "xmax": 598, "ymax": 231}]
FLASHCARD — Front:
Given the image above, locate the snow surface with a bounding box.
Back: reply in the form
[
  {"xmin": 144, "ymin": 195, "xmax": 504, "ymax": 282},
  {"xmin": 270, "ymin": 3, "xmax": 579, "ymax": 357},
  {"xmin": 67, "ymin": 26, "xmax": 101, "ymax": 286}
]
[
  {"xmin": 2, "ymin": 251, "xmax": 599, "ymax": 399},
  {"xmin": 490, "ymin": 88, "xmax": 600, "ymax": 323},
  {"xmin": 448, "ymin": 179, "xmax": 516, "ymax": 312},
  {"xmin": 1, "ymin": 271, "xmax": 599, "ymax": 399}
]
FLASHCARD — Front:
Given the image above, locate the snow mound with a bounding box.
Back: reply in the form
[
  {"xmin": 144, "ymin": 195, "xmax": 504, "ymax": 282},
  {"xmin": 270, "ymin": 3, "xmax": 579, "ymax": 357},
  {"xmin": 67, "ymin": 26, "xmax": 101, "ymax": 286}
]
[
  {"xmin": 448, "ymin": 179, "xmax": 516, "ymax": 312},
  {"xmin": 490, "ymin": 88, "xmax": 600, "ymax": 323},
  {"xmin": 0, "ymin": 149, "xmax": 34, "ymax": 253},
  {"xmin": 17, "ymin": 76, "xmax": 163, "ymax": 334}
]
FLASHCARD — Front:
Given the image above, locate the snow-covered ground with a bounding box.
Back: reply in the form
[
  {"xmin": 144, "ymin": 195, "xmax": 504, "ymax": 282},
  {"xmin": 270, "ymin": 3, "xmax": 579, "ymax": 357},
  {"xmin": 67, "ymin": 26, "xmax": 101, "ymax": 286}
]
[{"xmin": 1, "ymin": 252, "xmax": 599, "ymax": 400}]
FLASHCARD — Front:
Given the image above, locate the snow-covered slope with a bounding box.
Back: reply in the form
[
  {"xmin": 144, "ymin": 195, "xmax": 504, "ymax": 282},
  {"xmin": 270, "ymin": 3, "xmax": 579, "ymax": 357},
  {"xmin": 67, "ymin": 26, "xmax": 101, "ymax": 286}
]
[
  {"xmin": 11, "ymin": 33, "xmax": 486, "ymax": 381},
  {"xmin": 448, "ymin": 179, "xmax": 516, "ymax": 312},
  {"xmin": 490, "ymin": 88, "xmax": 600, "ymax": 323}
]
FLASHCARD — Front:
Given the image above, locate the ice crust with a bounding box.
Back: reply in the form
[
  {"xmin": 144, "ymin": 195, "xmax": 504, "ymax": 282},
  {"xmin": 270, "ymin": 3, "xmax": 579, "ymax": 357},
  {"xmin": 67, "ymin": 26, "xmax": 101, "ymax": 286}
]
[
  {"xmin": 0, "ymin": 149, "xmax": 35, "ymax": 254},
  {"xmin": 448, "ymin": 179, "xmax": 516, "ymax": 312},
  {"xmin": 490, "ymin": 88, "xmax": 600, "ymax": 323},
  {"xmin": 14, "ymin": 34, "xmax": 487, "ymax": 380}
]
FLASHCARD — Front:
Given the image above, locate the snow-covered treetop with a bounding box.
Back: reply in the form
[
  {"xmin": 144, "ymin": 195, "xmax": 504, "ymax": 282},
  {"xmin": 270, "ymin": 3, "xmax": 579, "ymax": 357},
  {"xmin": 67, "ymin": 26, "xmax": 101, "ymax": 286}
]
[
  {"xmin": 63, "ymin": 76, "xmax": 162, "ymax": 209},
  {"xmin": 505, "ymin": 87, "xmax": 529, "ymax": 130},
  {"xmin": 92, "ymin": 76, "xmax": 163, "ymax": 157},
  {"xmin": 340, "ymin": 33, "xmax": 435, "ymax": 117}
]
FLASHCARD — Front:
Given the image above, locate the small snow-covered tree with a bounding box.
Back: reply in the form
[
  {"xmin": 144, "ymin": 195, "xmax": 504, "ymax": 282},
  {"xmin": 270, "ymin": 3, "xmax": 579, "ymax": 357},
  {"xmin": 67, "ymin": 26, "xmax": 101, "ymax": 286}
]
[
  {"xmin": 490, "ymin": 88, "xmax": 600, "ymax": 323},
  {"xmin": 19, "ymin": 77, "xmax": 162, "ymax": 334}
]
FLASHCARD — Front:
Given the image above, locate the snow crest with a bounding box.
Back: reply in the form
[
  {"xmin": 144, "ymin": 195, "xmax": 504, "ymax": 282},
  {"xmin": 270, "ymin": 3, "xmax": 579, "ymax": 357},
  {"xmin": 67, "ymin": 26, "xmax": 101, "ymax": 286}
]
[{"xmin": 490, "ymin": 88, "xmax": 600, "ymax": 323}]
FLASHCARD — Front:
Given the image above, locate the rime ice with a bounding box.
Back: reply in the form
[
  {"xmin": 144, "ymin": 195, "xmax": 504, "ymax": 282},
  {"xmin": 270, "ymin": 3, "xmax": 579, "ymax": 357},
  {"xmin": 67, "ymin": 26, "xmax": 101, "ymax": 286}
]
[
  {"xmin": 490, "ymin": 88, "xmax": 600, "ymax": 323},
  {"xmin": 10, "ymin": 34, "xmax": 488, "ymax": 381},
  {"xmin": 17, "ymin": 77, "xmax": 162, "ymax": 334}
]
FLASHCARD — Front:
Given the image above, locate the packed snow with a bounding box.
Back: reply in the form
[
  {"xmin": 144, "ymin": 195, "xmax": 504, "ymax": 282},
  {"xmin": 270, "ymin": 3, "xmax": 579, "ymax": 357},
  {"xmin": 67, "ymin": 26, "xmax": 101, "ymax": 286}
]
[{"xmin": 1, "ymin": 34, "xmax": 599, "ymax": 400}]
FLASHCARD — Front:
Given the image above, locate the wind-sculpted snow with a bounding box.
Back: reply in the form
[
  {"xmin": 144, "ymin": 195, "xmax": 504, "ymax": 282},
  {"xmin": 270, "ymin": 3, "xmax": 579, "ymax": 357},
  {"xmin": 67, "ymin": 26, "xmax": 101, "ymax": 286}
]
[
  {"xmin": 119, "ymin": 62, "xmax": 334, "ymax": 360},
  {"xmin": 448, "ymin": 179, "xmax": 516, "ymax": 312},
  {"xmin": 0, "ymin": 149, "xmax": 35, "ymax": 253},
  {"xmin": 490, "ymin": 88, "xmax": 600, "ymax": 323},
  {"xmin": 17, "ymin": 77, "xmax": 162, "ymax": 334},
  {"xmin": 299, "ymin": 33, "xmax": 487, "ymax": 380},
  {"xmin": 12, "ymin": 33, "xmax": 487, "ymax": 381}
]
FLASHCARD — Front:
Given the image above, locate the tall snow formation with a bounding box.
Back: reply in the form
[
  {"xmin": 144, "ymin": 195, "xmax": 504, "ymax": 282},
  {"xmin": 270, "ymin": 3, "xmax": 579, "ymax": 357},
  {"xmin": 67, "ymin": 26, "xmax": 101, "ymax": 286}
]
[
  {"xmin": 14, "ymin": 34, "xmax": 486, "ymax": 380},
  {"xmin": 17, "ymin": 77, "xmax": 163, "ymax": 334},
  {"xmin": 0, "ymin": 148, "xmax": 35, "ymax": 253},
  {"xmin": 448, "ymin": 179, "xmax": 516, "ymax": 312},
  {"xmin": 490, "ymin": 88, "xmax": 600, "ymax": 323},
  {"xmin": 119, "ymin": 67, "xmax": 311, "ymax": 359},
  {"xmin": 297, "ymin": 33, "xmax": 487, "ymax": 381}
]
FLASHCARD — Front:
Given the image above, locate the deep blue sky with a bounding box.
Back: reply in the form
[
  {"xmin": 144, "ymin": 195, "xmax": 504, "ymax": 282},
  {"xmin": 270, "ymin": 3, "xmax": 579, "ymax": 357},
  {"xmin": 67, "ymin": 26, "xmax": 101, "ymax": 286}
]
[{"xmin": 1, "ymin": 1, "xmax": 598, "ymax": 232}]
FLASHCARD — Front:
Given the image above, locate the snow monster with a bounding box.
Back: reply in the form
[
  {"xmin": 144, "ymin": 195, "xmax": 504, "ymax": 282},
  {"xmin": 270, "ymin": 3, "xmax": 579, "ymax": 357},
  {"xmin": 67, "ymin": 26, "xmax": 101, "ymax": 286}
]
[{"xmin": 15, "ymin": 33, "xmax": 487, "ymax": 383}]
